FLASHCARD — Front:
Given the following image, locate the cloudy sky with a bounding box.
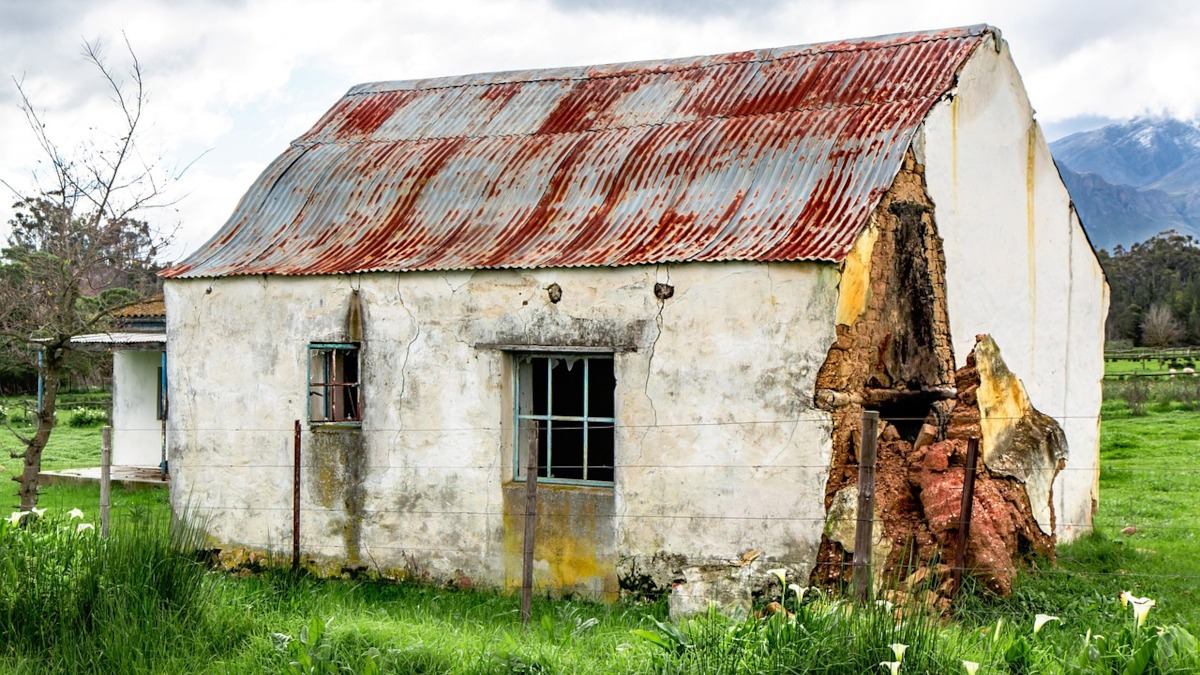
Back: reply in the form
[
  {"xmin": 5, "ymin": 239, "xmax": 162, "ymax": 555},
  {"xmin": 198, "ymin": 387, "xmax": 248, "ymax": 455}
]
[{"xmin": 1, "ymin": 0, "xmax": 1197, "ymax": 258}]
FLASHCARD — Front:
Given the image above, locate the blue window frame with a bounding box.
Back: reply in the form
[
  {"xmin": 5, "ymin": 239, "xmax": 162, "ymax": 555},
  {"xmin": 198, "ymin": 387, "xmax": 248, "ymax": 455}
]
[
  {"xmin": 513, "ymin": 354, "xmax": 615, "ymax": 485},
  {"xmin": 308, "ymin": 343, "xmax": 361, "ymax": 424}
]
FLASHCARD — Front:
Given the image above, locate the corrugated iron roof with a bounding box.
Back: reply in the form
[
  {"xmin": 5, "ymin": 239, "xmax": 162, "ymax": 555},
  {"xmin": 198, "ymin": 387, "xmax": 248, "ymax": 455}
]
[
  {"xmin": 70, "ymin": 332, "xmax": 166, "ymax": 348},
  {"xmin": 163, "ymin": 25, "xmax": 992, "ymax": 279},
  {"xmin": 112, "ymin": 294, "xmax": 165, "ymax": 319}
]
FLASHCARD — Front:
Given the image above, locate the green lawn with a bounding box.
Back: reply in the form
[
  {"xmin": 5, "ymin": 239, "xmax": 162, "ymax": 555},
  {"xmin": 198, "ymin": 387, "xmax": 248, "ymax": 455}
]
[{"xmin": 0, "ymin": 398, "xmax": 166, "ymax": 515}]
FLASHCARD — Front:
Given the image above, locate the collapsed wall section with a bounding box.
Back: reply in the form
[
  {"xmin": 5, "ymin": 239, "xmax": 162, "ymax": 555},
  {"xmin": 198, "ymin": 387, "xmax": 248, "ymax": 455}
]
[{"xmin": 812, "ymin": 149, "xmax": 1067, "ymax": 602}]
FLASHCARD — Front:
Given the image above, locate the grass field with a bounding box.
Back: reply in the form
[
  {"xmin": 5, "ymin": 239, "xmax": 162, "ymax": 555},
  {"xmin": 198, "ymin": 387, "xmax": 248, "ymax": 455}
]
[
  {"xmin": 0, "ymin": 396, "xmax": 166, "ymax": 516},
  {"xmin": 2, "ymin": 391, "xmax": 1199, "ymax": 672}
]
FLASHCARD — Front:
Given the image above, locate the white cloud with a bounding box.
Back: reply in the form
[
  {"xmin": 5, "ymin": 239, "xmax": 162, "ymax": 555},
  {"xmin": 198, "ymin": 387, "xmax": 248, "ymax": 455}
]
[{"xmin": 2, "ymin": 0, "xmax": 1199, "ymax": 252}]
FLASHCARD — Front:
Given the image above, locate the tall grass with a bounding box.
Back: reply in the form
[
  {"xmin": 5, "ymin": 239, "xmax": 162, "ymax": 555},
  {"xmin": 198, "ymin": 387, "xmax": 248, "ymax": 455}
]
[{"xmin": 0, "ymin": 507, "xmax": 252, "ymax": 673}]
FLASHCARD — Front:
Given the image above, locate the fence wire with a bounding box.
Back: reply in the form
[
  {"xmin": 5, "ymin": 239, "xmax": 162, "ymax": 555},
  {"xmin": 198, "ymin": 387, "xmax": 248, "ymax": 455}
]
[{"xmin": 16, "ymin": 408, "xmax": 1200, "ymax": 590}]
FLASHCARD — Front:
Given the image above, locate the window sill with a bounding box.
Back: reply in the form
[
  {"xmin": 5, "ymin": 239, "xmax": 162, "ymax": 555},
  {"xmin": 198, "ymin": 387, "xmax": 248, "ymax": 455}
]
[
  {"xmin": 510, "ymin": 477, "xmax": 614, "ymax": 489},
  {"xmin": 309, "ymin": 421, "xmax": 363, "ymax": 430}
]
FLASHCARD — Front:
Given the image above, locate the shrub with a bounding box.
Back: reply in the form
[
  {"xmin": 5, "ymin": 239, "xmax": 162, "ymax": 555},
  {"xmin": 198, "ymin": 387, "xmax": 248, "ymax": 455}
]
[{"xmin": 67, "ymin": 406, "xmax": 108, "ymax": 427}]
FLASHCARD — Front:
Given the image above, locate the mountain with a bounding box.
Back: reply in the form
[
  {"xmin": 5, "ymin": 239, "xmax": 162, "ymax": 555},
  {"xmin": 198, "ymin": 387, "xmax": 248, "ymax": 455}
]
[{"xmin": 1050, "ymin": 118, "xmax": 1200, "ymax": 252}]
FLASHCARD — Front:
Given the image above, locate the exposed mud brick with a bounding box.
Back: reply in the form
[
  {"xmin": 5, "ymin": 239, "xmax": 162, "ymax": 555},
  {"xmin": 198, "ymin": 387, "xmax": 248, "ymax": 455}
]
[
  {"xmin": 812, "ymin": 149, "xmax": 956, "ymax": 585},
  {"xmin": 812, "ymin": 151, "xmax": 1062, "ymax": 603}
]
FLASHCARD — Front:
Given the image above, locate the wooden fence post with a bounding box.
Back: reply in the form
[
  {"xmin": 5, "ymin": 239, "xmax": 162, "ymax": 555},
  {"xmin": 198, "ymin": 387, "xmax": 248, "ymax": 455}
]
[
  {"xmin": 853, "ymin": 410, "xmax": 879, "ymax": 603},
  {"xmin": 951, "ymin": 437, "xmax": 980, "ymax": 596},
  {"xmin": 520, "ymin": 438, "xmax": 539, "ymax": 626},
  {"xmin": 100, "ymin": 426, "xmax": 111, "ymax": 538}
]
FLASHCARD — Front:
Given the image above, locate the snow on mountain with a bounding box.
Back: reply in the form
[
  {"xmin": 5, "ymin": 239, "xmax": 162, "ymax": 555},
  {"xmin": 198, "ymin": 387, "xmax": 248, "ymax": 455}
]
[{"xmin": 1050, "ymin": 118, "xmax": 1200, "ymax": 251}]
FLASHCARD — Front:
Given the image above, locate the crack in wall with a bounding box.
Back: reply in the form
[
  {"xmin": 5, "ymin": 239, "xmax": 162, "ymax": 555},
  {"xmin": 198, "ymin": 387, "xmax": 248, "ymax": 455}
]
[
  {"xmin": 395, "ymin": 288, "xmax": 421, "ymax": 434},
  {"xmin": 643, "ymin": 265, "xmax": 669, "ymax": 427},
  {"xmin": 810, "ymin": 149, "xmax": 1063, "ymax": 602}
]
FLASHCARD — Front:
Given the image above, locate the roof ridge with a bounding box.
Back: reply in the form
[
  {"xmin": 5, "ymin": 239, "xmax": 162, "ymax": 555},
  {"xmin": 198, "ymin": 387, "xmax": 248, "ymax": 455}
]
[{"xmin": 347, "ymin": 24, "xmax": 991, "ymax": 96}]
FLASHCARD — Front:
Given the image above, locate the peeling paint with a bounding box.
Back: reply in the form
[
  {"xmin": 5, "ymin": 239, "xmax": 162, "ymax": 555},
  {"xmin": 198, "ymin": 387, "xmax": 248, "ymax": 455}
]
[{"xmin": 973, "ymin": 335, "xmax": 1066, "ymax": 534}]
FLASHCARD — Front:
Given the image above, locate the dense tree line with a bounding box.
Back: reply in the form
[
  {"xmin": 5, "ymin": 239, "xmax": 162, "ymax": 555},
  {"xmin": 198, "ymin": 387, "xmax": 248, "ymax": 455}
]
[{"xmin": 1099, "ymin": 231, "xmax": 1200, "ymax": 347}]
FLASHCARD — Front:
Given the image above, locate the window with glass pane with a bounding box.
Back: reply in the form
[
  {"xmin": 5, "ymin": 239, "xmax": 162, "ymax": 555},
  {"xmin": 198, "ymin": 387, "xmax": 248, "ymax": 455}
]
[
  {"xmin": 514, "ymin": 354, "xmax": 615, "ymax": 485},
  {"xmin": 308, "ymin": 344, "xmax": 361, "ymax": 423}
]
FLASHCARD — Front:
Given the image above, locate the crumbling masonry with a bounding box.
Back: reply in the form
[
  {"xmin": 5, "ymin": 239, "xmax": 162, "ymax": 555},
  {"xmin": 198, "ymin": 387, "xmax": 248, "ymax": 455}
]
[{"xmin": 812, "ymin": 150, "xmax": 1067, "ymax": 605}]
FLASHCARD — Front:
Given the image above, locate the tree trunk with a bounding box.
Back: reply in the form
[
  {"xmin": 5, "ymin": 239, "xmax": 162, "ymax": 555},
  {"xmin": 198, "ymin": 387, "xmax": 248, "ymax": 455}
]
[{"xmin": 15, "ymin": 348, "xmax": 62, "ymax": 510}]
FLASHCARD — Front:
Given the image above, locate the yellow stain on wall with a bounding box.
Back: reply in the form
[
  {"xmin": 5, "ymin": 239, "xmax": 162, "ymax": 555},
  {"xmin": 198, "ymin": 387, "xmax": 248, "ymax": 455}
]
[
  {"xmin": 951, "ymin": 96, "xmax": 959, "ymax": 212},
  {"xmin": 835, "ymin": 224, "xmax": 878, "ymax": 326},
  {"xmin": 501, "ymin": 485, "xmax": 618, "ymax": 601},
  {"xmin": 974, "ymin": 335, "xmax": 1031, "ymax": 455}
]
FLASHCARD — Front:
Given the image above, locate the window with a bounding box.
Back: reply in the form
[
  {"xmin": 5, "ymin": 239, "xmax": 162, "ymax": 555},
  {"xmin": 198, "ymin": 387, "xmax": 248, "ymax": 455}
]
[
  {"xmin": 308, "ymin": 343, "xmax": 361, "ymax": 423},
  {"xmin": 514, "ymin": 354, "xmax": 615, "ymax": 485}
]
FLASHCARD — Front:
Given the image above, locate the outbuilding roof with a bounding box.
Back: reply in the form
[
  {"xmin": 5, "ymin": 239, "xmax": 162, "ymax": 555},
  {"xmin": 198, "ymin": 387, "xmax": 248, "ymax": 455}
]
[{"xmin": 163, "ymin": 25, "xmax": 992, "ymax": 279}]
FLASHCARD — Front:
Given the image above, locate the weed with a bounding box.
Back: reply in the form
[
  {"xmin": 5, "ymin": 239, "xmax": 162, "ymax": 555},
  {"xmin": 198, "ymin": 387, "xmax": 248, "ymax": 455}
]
[{"xmin": 1125, "ymin": 379, "xmax": 1150, "ymax": 415}]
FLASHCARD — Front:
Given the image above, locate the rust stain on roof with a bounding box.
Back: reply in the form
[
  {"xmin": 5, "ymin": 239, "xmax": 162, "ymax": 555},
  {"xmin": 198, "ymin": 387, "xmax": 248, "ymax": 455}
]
[
  {"xmin": 112, "ymin": 294, "xmax": 165, "ymax": 319},
  {"xmin": 163, "ymin": 25, "xmax": 993, "ymax": 279}
]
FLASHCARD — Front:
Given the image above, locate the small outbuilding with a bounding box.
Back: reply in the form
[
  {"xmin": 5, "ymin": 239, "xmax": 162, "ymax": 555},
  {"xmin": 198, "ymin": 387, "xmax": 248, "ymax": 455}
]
[
  {"xmin": 70, "ymin": 296, "xmax": 169, "ymax": 471},
  {"xmin": 162, "ymin": 25, "xmax": 1107, "ymax": 607}
]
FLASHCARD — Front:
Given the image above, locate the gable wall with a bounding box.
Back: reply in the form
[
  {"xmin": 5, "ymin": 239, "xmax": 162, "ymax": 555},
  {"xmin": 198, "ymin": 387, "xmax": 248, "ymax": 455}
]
[
  {"xmin": 165, "ymin": 261, "xmax": 839, "ymax": 596},
  {"xmin": 917, "ymin": 35, "xmax": 1109, "ymax": 540}
]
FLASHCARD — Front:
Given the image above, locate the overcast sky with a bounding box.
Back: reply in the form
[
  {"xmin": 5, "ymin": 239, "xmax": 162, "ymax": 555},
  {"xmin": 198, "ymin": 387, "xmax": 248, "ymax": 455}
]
[{"xmin": 1, "ymin": 0, "xmax": 1197, "ymax": 259}]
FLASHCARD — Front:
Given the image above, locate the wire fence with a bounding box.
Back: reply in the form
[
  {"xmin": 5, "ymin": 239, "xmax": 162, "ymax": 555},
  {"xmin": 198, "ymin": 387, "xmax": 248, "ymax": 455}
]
[{"xmin": 18, "ymin": 407, "xmax": 1200, "ymax": 601}]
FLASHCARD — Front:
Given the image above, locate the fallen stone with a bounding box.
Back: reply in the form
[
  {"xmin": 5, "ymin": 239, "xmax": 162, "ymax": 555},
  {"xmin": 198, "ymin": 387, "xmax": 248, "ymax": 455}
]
[{"xmin": 1120, "ymin": 526, "xmax": 1138, "ymax": 536}]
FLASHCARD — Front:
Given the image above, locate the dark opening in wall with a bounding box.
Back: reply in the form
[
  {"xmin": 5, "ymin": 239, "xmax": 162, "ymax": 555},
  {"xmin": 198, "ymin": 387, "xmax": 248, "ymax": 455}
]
[{"xmin": 871, "ymin": 399, "xmax": 934, "ymax": 443}]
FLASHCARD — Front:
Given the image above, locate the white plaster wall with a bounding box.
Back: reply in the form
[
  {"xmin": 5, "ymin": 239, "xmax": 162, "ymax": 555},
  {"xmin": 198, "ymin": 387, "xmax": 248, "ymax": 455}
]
[
  {"xmin": 165, "ymin": 261, "xmax": 839, "ymax": 587},
  {"xmin": 112, "ymin": 350, "xmax": 165, "ymax": 467},
  {"xmin": 918, "ymin": 35, "xmax": 1109, "ymax": 540}
]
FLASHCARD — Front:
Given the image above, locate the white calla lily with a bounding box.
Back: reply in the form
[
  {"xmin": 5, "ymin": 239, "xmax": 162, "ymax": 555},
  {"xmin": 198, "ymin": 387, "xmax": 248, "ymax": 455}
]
[
  {"xmin": 1033, "ymin": 614, "xmax": 1060, "ymax": 634},
  {"xmin": 766, "ymin": 568, "xmax": 787, "ymax": 588},
  {"xmin": 880, "ymin": 661, "xmax": 901, "ymax": 675},
  {"xmin": 30, "ymin": 507, "xmax": 46, "ymax": 517},
  {"xmin": 889, "ymin": 643, "xmax": 907, "ymax": 662},
  {"xmin": 6, "ymin": 511, "xmax": 29, "ymax": 526},
  {"xmin": 76, "ymin": 523, "xmax": 95, "ymax": 533},
  {"xmin": 1128, "ymin": 596, "xmax": 1156, "ymax": 628},
  {"xmin": 69, "ymin": 508, "xmax": 85, "ymax": 520},
  {"xmin": 962, "ymin": 661, "xmax": 979, "ymax": 675}
]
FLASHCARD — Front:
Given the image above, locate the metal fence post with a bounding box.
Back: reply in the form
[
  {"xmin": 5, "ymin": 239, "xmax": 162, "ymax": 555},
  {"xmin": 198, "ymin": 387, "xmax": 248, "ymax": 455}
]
[
  {"xmin": 853, "ymin": 410, "xmax": 879, "ymax": 603},
  {"xmin": 293, "ymin": 419, "xmax": 302, "ymax": 572}
]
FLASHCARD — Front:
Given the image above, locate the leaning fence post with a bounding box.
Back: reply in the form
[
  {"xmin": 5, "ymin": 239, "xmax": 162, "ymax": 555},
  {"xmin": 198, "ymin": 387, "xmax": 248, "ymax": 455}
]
[
  {"xmin": 951, "ymin": 437, "xmax": 980, "ymax": 596},
  {"xmin": 100, "ymin": 426, "xmax": 112, "ymax": 538},
  {"xmin": 853, "ymin": 410, "xmax": 879, "ymax": 603}
]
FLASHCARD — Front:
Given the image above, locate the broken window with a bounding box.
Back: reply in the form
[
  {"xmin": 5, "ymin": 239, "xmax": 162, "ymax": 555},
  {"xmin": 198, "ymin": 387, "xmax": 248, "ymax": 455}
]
[
  {"xmin": 308, "ymin": 343, "xmax": 361, "ymax": 424},
  {"xmin": 514, "ymin": 354, "xmax": 615, "ymax": 485}
]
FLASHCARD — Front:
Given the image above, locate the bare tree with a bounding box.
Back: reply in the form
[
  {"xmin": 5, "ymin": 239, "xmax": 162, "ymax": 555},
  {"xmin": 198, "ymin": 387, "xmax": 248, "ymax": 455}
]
[
  {"xmin": 1141, "ymin": 303, "xmax": 1184, "ymax": 348},
  {"xmin": 1, "ymin": 38, "xmax": 175, "ymax": 509}
]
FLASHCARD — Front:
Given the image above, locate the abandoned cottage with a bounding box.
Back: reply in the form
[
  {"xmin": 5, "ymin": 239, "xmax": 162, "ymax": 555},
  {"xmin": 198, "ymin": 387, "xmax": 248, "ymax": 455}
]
[{"xmin": 161, "ymin": 25, "xmax": 1108, "ymax": 606}]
